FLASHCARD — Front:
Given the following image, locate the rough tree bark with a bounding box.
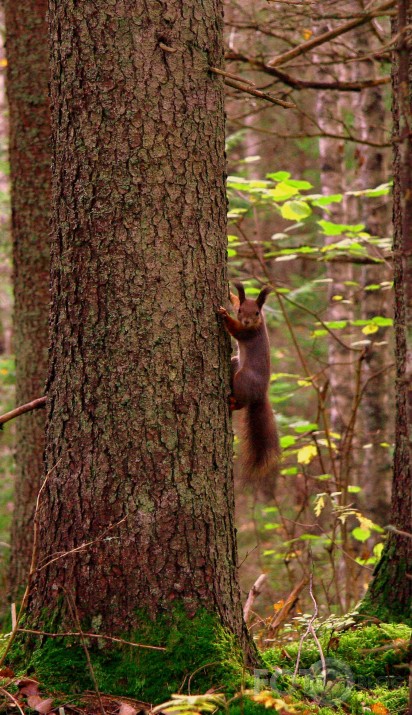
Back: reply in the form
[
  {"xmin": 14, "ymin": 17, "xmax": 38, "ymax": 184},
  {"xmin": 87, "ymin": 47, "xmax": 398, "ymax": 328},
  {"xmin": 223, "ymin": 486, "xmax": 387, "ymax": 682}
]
[
  {"xmin": 360, "ymin": 0, "xmax": 412, "ymax": 623},
  {"xmin": 14, "ymin": 0, "xmax": 256, "ymax": 701},
  {"xmin": 4, "ymin": 0, "xmax": 51, "ymax": 594}
]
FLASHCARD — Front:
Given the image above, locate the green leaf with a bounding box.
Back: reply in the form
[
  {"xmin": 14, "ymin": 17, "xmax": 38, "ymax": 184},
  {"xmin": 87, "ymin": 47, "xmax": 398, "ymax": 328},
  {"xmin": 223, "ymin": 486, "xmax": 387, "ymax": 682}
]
[
  {"xmin": 280, "ymin": 435, "xmax": 297, "ymax": 448},
  {"xmin": 266, "ymin": 171, "xmax": 291, "ymax": 181},
  {"xmin": 268, "ymin": 182, "xmax": 299, "ymax": 202},
  {"xmin": 348, "ymin": 485, "xmax": 362, "ymax": 493},
  {"xmin": 372, "ymin": 316, "xmax": 393, "ymax": 327},
  {"xmin": 292, "ymin": 422, "xmax": 318, "ymax": 433},
  {"xmin": 318, "ymin": 220, "xmax": 365, "ymax": 235},
  {"xmin": 318, "ymin": 220, "xmax": 346, "ymax": 236},
  {"xmin": 227, "ymin": 248, "xmax": 237, "ymax": 257},
  {"xmin": 310, "ymin": 194, "xmax": 343, "ymax": 207},
  {"xmin": 348, "ymin": 183, "xmax": 391, "ymax": 198},
  {"xmin": 352, "ymin": 527, "xmax": 371, "ymax": 542},
  {"xmin": 280, "ymin": 201, "xmax": 312, "ymax": 220},
  {"xmin": 285, "ymin": 179, "xmax": 313, "ymax": 189},
  {"xmin": 323, "ymin": 320, "xmax": 347, "ymax": 329}
]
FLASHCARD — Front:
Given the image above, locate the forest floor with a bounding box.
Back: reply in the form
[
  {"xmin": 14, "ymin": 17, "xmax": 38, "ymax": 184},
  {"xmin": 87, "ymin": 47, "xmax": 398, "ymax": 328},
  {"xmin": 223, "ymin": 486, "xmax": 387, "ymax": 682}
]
[{"xmin": 0, "ymin": 617, "xmax": 409, "ymax": 715}]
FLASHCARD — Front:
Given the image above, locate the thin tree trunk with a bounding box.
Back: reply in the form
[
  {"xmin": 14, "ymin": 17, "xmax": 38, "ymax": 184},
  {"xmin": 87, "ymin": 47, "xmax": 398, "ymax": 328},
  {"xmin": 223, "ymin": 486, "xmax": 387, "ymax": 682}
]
[
  {"xmin": 4, "ymin": 0, "xmax": 51, "ymax": 595},
  {"xmin": 316, "ymin": 4, "xmax": 357, "ymax": 611},
  {"xmin": 361, "ymin": 0, "xmax": 412, "ymax": 622},
  {"xmin": 17, "ymin": 0, "xmax": 256, "ymax": 700},
  {"xmin": 349, "ymin": 9, "xmax": 393, "ymax": 526}
]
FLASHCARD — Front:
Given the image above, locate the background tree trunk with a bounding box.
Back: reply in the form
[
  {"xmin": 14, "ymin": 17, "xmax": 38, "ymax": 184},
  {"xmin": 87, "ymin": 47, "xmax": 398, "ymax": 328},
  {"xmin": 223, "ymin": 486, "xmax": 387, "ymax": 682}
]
[
  {"xmin": 351, "ymin": 11, "xmax": 393, "ymax": 526},
  {"xmin": 360, "ymin": 0, "xmax": 412, "ymax": 622},
  {"xmin": 20, "ymin": 0, "xmax": 255, "ymax": 700},
  {"xmin": 4, "ymin": 0, "xmax": 51, "ymax": 595}
]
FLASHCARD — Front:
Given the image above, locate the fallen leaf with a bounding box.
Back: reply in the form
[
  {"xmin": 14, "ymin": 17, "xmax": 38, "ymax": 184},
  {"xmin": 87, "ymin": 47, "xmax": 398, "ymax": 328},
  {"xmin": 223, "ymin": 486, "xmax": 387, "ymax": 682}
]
[
  {"xmin": 27, "ymin": 695, "xmax": 42, "ymax": 708},
  {"xmin": 17, "ymin": 678, "xmax": 40, "ymax": 696},
  {"xmin": 35, "ymin": 697, "xmax": 54, "ymax": 713},
  {"xmin": 119, "ymin": 704, "xmax": 138, "ymax": 715},
  {"xmin": 0, "ymin": 667, "xmax": 15, "ymax": 678},
  {"xmin": 371, "ymin": 704, "xmax": 389, "ymax": 715}
]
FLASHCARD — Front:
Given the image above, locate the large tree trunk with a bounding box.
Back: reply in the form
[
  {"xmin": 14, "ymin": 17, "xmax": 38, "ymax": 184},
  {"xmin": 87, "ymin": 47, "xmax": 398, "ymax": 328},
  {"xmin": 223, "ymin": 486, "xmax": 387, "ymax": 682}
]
[
  {"xmin": 4, "ymin": 0, "xmax": 51, "ymax": 595},
  {"xmin": 360, "ymin": 0, "xmax": 412, "ymax": 623},
  {"xmin": 16, "ymin": 0, "xmax": 255, "ymax": 701}
]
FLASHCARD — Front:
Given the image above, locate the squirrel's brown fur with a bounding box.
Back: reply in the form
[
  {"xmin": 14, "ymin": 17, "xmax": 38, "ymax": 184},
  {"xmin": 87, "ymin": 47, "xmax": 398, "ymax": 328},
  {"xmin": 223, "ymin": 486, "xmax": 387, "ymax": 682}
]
[{"xmin": 218, "ymin": 282, "xmax": 280, "ymax": 496}]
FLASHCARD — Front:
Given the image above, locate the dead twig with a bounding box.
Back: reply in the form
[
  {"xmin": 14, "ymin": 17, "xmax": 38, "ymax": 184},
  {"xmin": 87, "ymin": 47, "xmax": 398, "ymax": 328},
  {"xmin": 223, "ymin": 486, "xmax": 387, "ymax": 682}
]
[
  {"xmin": 293, "ymin": 575, "xmax": 326, "ymax": 686},
  {"xmin": 243, "ymin": 574, "xmax": 268, "ymax": 624},
  {"xmin": 36, "ymin": 515, "xmax": 128, "ymax": 571},
  {"xmin": 266, "ymin": 577, "xmax": 309, "ymax": 638},
  {"xmin": 16, "ymin": 628, "xmax": 166, "ymax": 651},
  {"xmin": 218, "ymin": 73, "xmax": 296, "ymax": 108},
  {"xmin": 0, "ymin": 396, "xmax": 46, "ymax": 428}
]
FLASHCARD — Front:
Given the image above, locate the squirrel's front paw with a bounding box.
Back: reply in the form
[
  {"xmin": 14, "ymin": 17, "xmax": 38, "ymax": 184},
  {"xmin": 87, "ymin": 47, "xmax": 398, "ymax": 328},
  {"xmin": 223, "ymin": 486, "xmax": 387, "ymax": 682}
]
[{"xmin": 218, "ymin": 306, "xmax": 229, "ymax": 318}]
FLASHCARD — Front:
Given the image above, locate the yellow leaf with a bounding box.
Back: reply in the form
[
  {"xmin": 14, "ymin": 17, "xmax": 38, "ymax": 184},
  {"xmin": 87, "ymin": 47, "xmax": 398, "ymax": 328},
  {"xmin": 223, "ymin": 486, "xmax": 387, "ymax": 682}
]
[
  {"xmin": 252, "ymin": 692, "xmax": 298, "ymax": 712},
  {"xmin": 332, "ymin": 295, "xmax": 343, "ymax": 301},
  {"xmin": 362, "ymin": 324, "xmax": 379, "ymax": 335},
  {"xmin": 314, "ymin": 494, "xmax": 325, "ymax": 516},
  {"xmin": 0, "ymin": 369, "xmax": 8, "ymax": 375},
  {"xmin": 0, "ymin": 59, "xmax": 7, "ymax": 68},
  {"xmin": 371, "ymin": 703, "xmax": 389, "ymax": 715},
  {"xmin": 302, "ymin": 29, "xmax": 312, "ymax": 40},
  {"xmin": 273, "ymin": 599, "xmax": 285, "ymax": 612},
  {"xmin": 297, "ymin": 444, "xmax": 317, "ymax": 465},
  {"xmin": 357, "ymin": 514, "xmax": 375, "ymax": 530}
]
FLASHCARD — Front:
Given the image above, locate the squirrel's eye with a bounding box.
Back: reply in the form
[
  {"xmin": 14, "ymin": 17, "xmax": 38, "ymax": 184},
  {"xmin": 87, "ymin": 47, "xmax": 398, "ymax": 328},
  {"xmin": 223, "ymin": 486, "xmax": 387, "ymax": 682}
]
[{"xmin": 255, "ymin": 311, "xmax": 259, "ymax": 316}]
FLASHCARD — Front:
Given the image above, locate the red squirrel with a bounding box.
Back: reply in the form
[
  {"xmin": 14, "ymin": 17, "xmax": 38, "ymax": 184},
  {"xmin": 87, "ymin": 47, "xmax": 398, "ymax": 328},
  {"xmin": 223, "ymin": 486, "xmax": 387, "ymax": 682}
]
[{"xmin": 218, "ymin": 282, "xmax": 280, "ymax": 494}]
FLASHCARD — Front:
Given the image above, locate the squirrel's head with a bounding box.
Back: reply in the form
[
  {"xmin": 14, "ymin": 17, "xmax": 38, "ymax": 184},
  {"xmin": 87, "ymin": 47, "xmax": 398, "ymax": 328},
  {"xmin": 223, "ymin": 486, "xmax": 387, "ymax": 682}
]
[{"xmin": 231, "ymin": 282, "xmax": 271, "ymax": 329}]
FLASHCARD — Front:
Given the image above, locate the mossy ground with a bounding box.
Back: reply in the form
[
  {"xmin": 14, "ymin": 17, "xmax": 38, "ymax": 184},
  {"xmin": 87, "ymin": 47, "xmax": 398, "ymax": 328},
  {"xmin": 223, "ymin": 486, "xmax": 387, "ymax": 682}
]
[
  {"xmin": 9, "ymin": 606, "xmax": 245, "ymax": 705},
  {"xmin": 260, "ymin": 621, "xmax": 411, "ymax": 715},
  {"xmin": 4, "ymin": 617, "xmax": 411, "ymax": 714}
]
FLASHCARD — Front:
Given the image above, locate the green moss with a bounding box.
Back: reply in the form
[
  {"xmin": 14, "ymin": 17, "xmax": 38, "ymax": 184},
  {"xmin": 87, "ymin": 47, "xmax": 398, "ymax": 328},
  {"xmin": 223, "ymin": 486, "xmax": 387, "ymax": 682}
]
[
  {"xmin": 11, "ymin": 606, "xmax": 244, "ymax": 705},
  {"xmin": 359, "ymin": 543, "xmax": 412, "ymax": 626},
  {"xmin": 346, "ymin": 685, "xmax": 408, "ymax": 715},
  {"xmin": 263, "ymin": 622, "xmax": 410, "ymax": 688}
]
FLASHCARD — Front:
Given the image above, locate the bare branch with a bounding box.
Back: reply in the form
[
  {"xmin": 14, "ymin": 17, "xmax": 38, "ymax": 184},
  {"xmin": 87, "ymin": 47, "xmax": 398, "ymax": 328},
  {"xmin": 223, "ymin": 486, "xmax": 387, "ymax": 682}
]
[
  {"xmin": 210, "ymin": 68, "xmax": 295, "ymax": 108},
  {"xmin": 0, "ymin": 396, "xmax": 46, "ymax": 428},
  {"xmin": 226, "ymin": 51, "xmax": 390, "ymax": 92},
  {"xmin": 17, "ymin": 628, "xmax": 166, "ymax": 651},
  {"xmin": 267, "ymin": 0, "xmax": 395, "ymax": 67}
]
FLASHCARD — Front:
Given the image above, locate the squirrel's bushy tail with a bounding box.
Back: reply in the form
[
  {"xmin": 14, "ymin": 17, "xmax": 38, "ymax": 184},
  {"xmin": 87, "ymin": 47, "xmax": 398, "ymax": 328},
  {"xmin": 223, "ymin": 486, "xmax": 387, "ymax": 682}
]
[{"xmin": 239, "ymin": 398, "xmax": 280, "ymax": 497}]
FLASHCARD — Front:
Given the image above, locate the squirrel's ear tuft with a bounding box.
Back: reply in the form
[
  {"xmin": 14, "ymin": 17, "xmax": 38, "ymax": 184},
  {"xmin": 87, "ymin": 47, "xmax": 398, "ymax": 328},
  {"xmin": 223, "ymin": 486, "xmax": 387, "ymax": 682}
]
[
  {"xmin": 230, "ymin": 291, "xmax": 240, "ymax": 311},
  {"xmin": 233, "ymin": 280, "xmax": 246, "ymax": 304},
  {"xmin": 256, "ymin": 286, "xmax": 271, "ymax": 309}
]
